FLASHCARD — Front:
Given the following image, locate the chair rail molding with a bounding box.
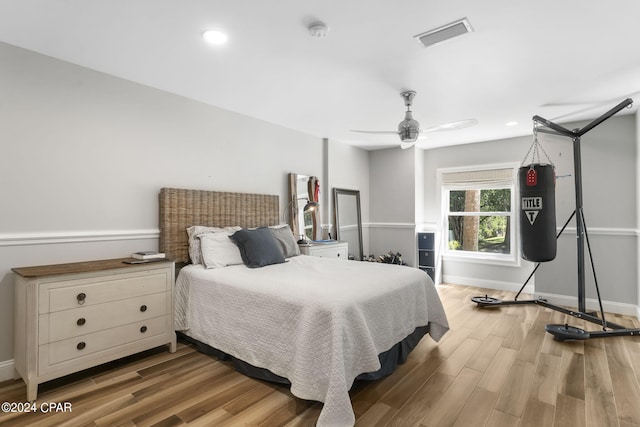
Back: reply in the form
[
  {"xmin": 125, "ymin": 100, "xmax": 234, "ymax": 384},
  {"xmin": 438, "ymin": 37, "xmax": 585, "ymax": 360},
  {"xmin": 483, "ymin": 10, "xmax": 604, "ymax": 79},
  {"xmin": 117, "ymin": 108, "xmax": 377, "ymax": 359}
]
[{"xmin": 0, "ymin": 229, "xmax": 159, "ymax": 247}]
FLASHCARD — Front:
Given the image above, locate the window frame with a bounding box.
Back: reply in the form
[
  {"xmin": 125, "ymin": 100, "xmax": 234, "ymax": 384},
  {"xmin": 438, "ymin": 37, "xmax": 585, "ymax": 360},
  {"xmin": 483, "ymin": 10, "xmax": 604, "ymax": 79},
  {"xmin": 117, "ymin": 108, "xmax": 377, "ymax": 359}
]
[{"xmin": 438, "ymin": 163, "xmax": 521, "ymax": 266}]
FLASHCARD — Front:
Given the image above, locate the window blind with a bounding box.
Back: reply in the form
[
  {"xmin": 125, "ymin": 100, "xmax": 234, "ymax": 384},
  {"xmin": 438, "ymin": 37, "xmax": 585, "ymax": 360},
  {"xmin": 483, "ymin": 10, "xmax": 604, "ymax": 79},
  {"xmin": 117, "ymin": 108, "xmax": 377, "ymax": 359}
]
[{"xmin": 441, "ymin": 168, "xmax": 513, "ymax": 189}]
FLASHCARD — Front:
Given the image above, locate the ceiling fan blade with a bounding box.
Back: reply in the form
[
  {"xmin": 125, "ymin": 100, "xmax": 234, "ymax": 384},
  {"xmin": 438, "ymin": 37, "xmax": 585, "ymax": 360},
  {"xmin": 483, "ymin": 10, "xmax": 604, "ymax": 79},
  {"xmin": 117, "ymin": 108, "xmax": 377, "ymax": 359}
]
[
  {"xmin": 350, "ymin": 130, "xmax": 399, "ymax": 135},
  {"xmin": 400, "ymin": 140, "xmax": 416, "ymax": 149},
  {"xmin": 422, "ymin": 118, "xmax": 478, "ymax": 132}
]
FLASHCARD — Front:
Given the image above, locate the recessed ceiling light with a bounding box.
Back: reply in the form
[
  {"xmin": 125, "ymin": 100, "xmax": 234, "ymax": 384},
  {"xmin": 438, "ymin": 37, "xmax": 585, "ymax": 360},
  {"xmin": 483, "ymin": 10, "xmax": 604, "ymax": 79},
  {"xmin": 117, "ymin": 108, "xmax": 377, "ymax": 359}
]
[
  {"xmin": 203, "ymin": 29, "xmax": 228, "ymax": 45},
  {"xmin": 505, "ymin": 121, "xmax": 519, "ymax": 127}
]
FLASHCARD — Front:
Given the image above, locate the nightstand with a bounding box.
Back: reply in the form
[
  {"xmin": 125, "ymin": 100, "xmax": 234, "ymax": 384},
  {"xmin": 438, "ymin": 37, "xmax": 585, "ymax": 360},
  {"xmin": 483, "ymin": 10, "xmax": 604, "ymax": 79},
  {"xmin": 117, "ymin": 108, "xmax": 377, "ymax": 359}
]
[
  {"xmin": 13, "ymin": 258, "xmax": 176, "ymax": 400},
  {"xmin": 417, "ymin": 232, "xmax": 436, "ymax": 282},
  {"xmin": 299, "ymin": 241, "xmax": 348, "ymax": 260}
]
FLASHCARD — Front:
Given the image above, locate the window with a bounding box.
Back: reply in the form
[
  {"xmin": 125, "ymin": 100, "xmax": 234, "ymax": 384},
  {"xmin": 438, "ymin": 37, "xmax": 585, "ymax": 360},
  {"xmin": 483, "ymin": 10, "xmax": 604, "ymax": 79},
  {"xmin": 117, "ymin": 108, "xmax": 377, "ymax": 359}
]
[{"xmin": 440, "ymin": 165, "xmax": 518, "ymax": 264}]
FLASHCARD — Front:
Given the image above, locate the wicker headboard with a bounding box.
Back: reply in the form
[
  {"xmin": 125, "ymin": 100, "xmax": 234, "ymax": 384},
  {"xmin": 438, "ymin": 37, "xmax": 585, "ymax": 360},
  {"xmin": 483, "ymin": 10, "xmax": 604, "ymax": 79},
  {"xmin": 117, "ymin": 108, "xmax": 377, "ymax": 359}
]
[{"xmin": 159, "ymin": 188, "xmax": 280, "ymax": 264}]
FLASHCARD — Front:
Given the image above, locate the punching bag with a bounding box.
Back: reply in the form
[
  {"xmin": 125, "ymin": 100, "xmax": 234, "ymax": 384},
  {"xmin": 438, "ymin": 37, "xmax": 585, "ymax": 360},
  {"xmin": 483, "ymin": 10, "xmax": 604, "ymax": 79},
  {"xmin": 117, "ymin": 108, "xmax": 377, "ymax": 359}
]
[{"xmin": 519, "ymin": 163, "xmax": 556, "ymax": 262}]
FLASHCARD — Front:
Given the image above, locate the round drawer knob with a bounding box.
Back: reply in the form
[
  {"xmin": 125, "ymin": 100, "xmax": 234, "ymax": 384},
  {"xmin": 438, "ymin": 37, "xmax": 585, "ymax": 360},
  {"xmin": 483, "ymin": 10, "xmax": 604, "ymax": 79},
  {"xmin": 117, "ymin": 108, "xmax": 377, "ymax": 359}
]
[
  {"xmin": 76, "ymin": 318, "xmax": 86, "ymax": 326},
  {"xmin": 76, "ymin": 293, "xmax": 86, "ymax": 305},
  {"xmin": 140, "ymin": 305, "xmax": 147, "ymax": 312},
  {"xmin": 140, "ymin": 326, "xmax": 148, "ymax": 333},
  {"xmin": 337, "ymin": 253, "xmax": 341, "ymax": 257},
  {"xmin": 77, "ymin": 342, "xmax": 86, "ymax": 350}
]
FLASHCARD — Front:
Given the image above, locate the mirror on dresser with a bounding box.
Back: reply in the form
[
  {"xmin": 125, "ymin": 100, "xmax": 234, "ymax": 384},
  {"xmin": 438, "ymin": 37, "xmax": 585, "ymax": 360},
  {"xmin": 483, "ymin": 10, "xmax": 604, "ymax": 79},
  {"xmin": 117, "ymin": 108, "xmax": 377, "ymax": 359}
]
[
  {"xmin": 333, "ymin": 188, "xmax": 363, "ymax": 260},
  {"xmin": 287, "ymin": 173, "xmax": 320, "ymax": 242}
]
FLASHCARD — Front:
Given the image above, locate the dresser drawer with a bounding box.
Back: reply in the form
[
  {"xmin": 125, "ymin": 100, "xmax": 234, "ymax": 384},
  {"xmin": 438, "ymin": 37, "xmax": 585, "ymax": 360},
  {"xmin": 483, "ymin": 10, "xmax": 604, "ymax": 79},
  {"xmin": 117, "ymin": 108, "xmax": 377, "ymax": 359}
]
[
  {"xmin": 39, "ymin": 315, "xmax": 170, "ymax": 373},
  {"xmin": 311, "ymin": 245, "xmax": 348, "ymax": 259},
  {"xmin": 39, "ymin": 271, "xmax": 170, "ymax": 314},
  {"xmin": 418, "ymin": 250, "xmax": 435, "ymax": 267},
  {"xmin": 299, "ymin": 242, "xmax": 348, "ymax": 259},
  {"xmin": 40, "ymin": 292, "xmax": 169, "ymax": 344}
]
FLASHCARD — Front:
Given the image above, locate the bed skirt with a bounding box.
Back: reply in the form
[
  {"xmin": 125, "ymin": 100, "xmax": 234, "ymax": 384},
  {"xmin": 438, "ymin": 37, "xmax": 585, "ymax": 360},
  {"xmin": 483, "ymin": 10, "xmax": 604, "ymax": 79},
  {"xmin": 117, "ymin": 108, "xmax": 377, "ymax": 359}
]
[{"xmin": 177, "ymin": 324, "xmax": 429, "ymax": 386}]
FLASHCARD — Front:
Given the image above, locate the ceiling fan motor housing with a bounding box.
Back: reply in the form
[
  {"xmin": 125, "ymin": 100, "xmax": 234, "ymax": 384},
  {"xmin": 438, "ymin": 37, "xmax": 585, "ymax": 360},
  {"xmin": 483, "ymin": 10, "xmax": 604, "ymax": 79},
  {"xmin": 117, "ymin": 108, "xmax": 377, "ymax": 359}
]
[{"xmin": 398, "ymin": 111, "xmax": 420, "ymax": 141}]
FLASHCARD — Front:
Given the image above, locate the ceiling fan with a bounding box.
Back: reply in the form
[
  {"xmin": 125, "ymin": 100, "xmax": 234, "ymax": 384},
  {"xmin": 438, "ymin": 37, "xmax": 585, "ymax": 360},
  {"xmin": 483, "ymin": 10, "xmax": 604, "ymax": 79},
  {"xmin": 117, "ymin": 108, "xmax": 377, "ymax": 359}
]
[{"xmin": 350, "ymin": 90, "xmax": 477, "ymax": 149}]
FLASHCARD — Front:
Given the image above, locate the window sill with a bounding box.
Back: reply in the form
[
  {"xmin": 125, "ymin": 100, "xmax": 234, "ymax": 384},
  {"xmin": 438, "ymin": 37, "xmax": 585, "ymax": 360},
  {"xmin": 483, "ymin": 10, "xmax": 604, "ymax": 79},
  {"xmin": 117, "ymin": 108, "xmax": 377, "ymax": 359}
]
[{"xmin": 442, "ymin": 252, "xmax": 521, "ymax": 267}]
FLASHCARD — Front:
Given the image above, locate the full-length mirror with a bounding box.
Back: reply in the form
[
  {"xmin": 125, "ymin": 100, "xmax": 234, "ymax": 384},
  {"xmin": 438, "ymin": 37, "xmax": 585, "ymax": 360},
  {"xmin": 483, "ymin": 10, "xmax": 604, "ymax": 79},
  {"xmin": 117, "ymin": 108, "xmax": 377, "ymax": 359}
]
[
  {"xmin": 287, "ymin": 173, "xmax": 320, "ymax": 242},
  {"xmin": 333, "ymin": 188, "xmax": 363, "ymax": 260}
]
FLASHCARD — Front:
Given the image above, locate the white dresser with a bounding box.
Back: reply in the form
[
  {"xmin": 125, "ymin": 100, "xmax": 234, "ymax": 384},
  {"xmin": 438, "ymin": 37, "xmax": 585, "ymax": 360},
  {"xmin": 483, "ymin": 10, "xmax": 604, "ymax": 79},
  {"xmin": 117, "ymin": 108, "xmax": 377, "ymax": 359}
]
[
  {"xmin": 299, "ymin": 241, "xmax": 348, "ymax": 259},
  {"xmin": 13, "ymin": 258, "xmax": 177, "ymax": 400}
]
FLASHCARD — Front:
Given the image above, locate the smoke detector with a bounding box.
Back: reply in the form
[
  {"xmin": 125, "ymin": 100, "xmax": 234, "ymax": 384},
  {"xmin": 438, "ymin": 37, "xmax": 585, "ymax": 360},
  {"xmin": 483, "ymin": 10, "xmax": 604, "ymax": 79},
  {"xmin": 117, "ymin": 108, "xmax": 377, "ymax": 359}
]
[
  {"xmin": 308, "ymin": 22, "xmax": 329, "ymax": 38},
  {"xmin": 414, "ymin": 18, "xmax": 473, "ymax": 48}
]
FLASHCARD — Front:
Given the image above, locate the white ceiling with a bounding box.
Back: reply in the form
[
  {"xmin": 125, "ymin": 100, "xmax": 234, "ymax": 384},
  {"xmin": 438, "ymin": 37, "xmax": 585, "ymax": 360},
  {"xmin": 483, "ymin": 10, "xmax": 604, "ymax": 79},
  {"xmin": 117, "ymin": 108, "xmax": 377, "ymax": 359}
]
[{"xmin": 1, "ymin": 0, "xmax": 639, "ymax": 150}]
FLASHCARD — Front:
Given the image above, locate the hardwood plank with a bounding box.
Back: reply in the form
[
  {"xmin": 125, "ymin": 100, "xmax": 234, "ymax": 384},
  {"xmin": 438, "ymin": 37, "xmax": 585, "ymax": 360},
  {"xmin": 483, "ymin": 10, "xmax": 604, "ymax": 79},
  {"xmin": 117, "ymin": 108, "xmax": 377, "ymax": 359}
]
[
  {"xmin": 484, "ymin": 409, "xmax": 521, "ymax": 427},
  {"xmin": 353, "ymin": 402, "xmax": 397, "ymax": 427},
  {"xmin": 559, "ymin": 349, "xmax": 585, "ymax": 400},
  {"xmin": 465, "ymin": 334, "xmax": 503, "ymax": 373},
  {"xmin": 215, "ymin": 389, "xmax": 292, "ymax": 426},
  {"xmin": 584, "ymin": 346, "xmax": 618, "ymax": 427},
  {"xmin": 624, "ymin": 339, "xmax": 640, "ymax": 391},
  {"xmin": 93, "ymin": 363, "xmax": 230, "ymax": 426},
  {"xmin": 379, "ymin": 354, "xmax": 445, "ymax": 411},
  {"xmin": 133, "ymin": 372, "xmax": 255, "ymax": 426},
  {"xmin": 529, "ymin": 353, "xmax": 562, "ymax": 406},
  {"xmin": 477, "ymin": 347, "xmax": 518, "ymax": 393},
  {"xmin": 468, "ymin": 308, "xmax": 505, "ymax": 340},
  {"xmin": 350, "ymin": 353, "xmax": 426, "ymax": 416},
  {"xmin": 517, "ymin": 319, "xmax": 549, "ymax": 363},
  {"xmin": 490, "ymin": 313, "xmax": 518, "ymax": 338},
  {"xmin": 520, "ymin": 397, "xmax": 555, "ymax": 427},
  {"xmin": 554, "ymin": 393, "xmax": 585, "ymax": 427},
  {"xmin": 452, "ymin": 387, "xmax": 499, "ymax": 427},
  {"xmin": 437, "ymin": 337, "xmax": 482, "ymax": 377},
  {"xmin": 605, "ymin": 339, "xmax": 640, "ymax": 425},
  {"xmin": 494, "ymin": 359, "xmax": 537, "ymax": 417},
  {"xmin": 418, "ymin": 367, "xmax": 482, "ymax": 427},
  {"xmin": 383, "ymin": 372, "xmax": 454, "ymax": 427}
]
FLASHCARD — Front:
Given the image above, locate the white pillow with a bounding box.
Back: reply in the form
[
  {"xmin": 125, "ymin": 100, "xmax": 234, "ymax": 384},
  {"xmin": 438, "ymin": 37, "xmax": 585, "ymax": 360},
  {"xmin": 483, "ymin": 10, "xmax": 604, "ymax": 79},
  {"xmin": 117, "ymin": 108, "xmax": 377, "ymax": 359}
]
[
  {"xmin": 198, "ymin": 232, "xmax": 244, "ymax": 268},
  {"xmin": 187, "ymin": 225, "xmax": 241, "ymax": 264}
]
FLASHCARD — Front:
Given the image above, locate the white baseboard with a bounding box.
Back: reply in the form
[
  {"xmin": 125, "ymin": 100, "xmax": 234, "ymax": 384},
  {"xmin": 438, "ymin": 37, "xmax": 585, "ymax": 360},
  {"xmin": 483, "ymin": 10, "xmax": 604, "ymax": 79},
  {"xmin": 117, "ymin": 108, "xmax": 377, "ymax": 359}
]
[
  {"xmin": 535, "ymin": 292, "xmax": 639, "ymax": 317},
  {"xmin": 0, "ymin": 359, "xmax": 16, "ymax": 382},
  {"xmin": 442, "ymin": 275, "xmax": 534, "ymax": 295}
]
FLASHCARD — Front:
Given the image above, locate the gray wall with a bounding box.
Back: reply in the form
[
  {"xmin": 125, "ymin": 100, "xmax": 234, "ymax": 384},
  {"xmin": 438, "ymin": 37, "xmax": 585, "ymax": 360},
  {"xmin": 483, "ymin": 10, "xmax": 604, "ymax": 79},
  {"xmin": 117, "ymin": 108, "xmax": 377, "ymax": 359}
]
[
  {"xmin": 0, "ymin": 42, "xmax": 367, "ymax": 366},
  {"xmin": 368, "ymin": 147, "xmax": 417, "ymax": 266},
  {"xmin": 326, "ymin": 139, "xmax": 370, "ymax": 253}
]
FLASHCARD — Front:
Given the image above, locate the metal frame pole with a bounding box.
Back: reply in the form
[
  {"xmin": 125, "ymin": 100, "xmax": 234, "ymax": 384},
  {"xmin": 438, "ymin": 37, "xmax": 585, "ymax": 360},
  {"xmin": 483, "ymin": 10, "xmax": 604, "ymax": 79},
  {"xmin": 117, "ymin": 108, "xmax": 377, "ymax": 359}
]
[{"xmin": 572, "ymin": 135, "xmax": 586, "ymax": 312}]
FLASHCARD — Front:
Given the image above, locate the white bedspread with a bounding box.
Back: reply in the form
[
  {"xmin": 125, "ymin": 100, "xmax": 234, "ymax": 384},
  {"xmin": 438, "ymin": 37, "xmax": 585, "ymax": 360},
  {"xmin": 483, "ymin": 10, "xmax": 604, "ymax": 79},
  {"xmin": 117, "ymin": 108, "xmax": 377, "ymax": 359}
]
[{"xmin": 174, "ymin": 255, "xmax": 448, "ymax": 426}]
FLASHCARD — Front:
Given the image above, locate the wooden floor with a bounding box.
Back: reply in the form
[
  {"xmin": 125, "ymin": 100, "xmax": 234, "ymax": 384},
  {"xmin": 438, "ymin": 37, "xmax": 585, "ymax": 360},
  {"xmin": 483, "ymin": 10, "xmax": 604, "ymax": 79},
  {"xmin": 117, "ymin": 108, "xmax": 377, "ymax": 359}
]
[{"xmin": 2, "ymin": 283, "xmax": 640, "ymax": 426}]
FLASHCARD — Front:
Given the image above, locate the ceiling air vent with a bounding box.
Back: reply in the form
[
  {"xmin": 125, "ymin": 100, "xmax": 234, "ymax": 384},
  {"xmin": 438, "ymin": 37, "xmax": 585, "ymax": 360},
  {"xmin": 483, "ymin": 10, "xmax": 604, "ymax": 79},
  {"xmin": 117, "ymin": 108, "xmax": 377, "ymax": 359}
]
[{"xmin": 414, "ymin": 18, "xmax": 473, "ymax": 48}]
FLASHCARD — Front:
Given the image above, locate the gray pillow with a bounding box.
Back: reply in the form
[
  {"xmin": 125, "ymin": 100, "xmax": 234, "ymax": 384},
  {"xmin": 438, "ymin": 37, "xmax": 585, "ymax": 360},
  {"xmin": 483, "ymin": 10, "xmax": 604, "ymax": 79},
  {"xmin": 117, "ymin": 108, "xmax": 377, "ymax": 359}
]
[
  {"xmin": 229, "ymin": 228, "xmax": 286, "ymax": 268},
  {"xmin": 270, "ymin": 224, "xmax": 300, "ymax": 258}
]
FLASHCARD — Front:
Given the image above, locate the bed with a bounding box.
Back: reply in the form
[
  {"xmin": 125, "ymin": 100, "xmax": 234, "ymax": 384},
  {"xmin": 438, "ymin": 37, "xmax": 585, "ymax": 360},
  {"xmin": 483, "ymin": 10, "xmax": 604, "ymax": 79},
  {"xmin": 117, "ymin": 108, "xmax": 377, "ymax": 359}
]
[{"xmin": 159, "ymin": 188, "xmax": 449, "ymax": 426}]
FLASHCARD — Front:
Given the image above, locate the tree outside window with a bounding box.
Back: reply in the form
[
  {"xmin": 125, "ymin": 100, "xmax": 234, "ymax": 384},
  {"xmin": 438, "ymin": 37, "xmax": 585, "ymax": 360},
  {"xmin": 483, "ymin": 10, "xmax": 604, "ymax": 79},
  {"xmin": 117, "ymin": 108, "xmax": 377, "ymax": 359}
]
[{"xmin": 447, "ymin": 188, "xmax": 511, "ymax": 254}]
